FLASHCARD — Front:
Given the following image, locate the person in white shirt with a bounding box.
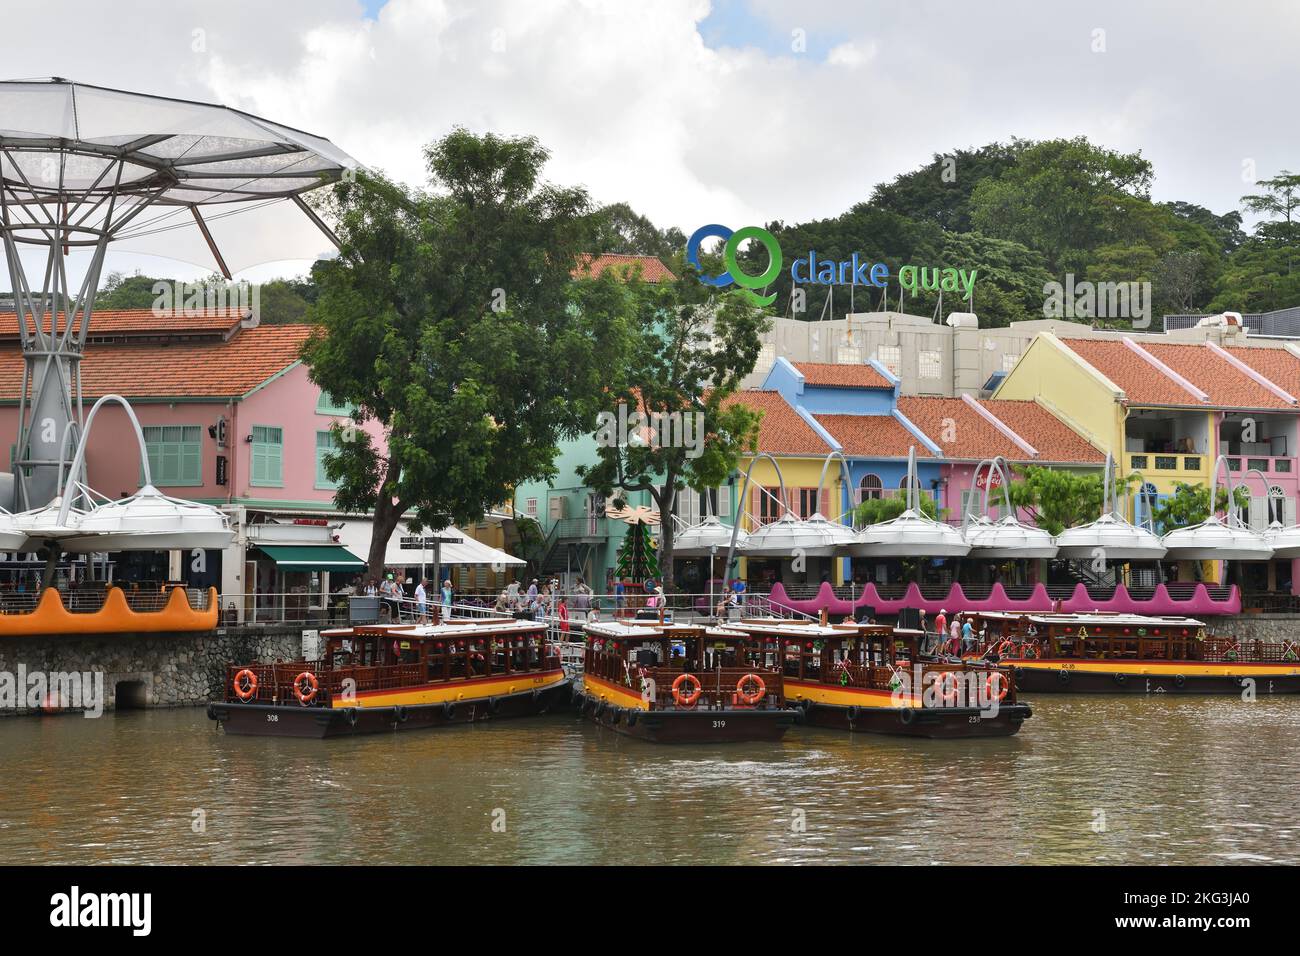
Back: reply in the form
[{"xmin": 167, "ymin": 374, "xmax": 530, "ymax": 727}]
[{"xmin": 414, "ymin": 578, "xmax": 428, "ymax": 623}]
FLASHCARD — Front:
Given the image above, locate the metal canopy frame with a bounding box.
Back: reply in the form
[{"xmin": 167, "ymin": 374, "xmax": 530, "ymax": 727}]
[{"xmin": 0, "ymin": 78, "xmax": 355, "ymax": 513}]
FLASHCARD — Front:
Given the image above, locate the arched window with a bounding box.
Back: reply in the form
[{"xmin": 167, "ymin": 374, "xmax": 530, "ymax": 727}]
[
  {"xmin": 859, "ymin": 473, "xmax": 882, "ymax": 503},
  {"xmin": 1136, "ymin": 482, "xmax": 1158, "ymax": 531},
  {"xmin": 1269, "ymin": 485, "xmax": 1286, "ymax": 525}
]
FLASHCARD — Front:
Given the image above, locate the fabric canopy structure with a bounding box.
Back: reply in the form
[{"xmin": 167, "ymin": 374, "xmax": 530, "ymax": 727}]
[
  {"xmin": 671, "ymin": 515, "xmax": 749, "ymax": 557},
  {"xmin": 255, "ymin": 544, "xmax": 365, "ymax": 572},
  {"xmin": 333, "ymin": 519, "xmax": 524, "ymax": 568}
]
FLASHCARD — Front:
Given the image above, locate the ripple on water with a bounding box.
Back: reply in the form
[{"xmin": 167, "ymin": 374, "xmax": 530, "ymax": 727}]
[{"xmin": 0, "ymin": 697, "xmax": 1298, "ymax": 864}]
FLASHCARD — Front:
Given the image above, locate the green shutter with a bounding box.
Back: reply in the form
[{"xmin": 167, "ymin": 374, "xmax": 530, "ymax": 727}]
[
  {"xmin": 141, "ymin": 425, "xmax": 202, "ymax": 486},
  {"xmin": 251, "ymin": 425, "xmax": 283, "ymax": 486},
  {"xmin": 315, "ymin": 430, "xmax": 339, "ymax": 489}
]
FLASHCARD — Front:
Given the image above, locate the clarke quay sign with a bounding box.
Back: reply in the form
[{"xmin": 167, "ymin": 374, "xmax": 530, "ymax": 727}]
[{"xmin": 686, "ymin": 223, "xmax": 977, "ymax": 307}]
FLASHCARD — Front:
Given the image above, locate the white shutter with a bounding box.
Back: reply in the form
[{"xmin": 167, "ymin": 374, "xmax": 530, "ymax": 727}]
[
  {"xmin": 717, "ymin": 485, "xmax": 731, "ymax": 522},
  {"xmin": 1249, "ymin": 496, "xmax": 1266, "ymax": 530},
  {"xmin": 1287, "ymin": 499, "xmax": 1297, "ymax": 526}
]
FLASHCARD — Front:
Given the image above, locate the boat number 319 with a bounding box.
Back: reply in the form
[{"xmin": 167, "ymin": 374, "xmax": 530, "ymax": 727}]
[{"xmin": 713, "ymin": 720, "xmax": 726, "ymax": 729}]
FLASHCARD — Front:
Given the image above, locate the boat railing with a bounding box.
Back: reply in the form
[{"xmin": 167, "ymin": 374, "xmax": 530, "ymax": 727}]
[
  {"xmin": 0, "ymin": 585, "xmax": 210, "ymax": 615},
  {"xmin": 588, "ymin": 657, "xmax": 785, "ymax": 710},
  {"xmin": 1204, "ymin": 636, "xmax": 1300, "ymax": 663}
]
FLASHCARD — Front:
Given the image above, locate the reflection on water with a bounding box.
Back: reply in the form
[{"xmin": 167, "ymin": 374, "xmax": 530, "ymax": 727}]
[{"xmin": 1, "ymin": 694, "xmax": 1298, "ymax": 865}]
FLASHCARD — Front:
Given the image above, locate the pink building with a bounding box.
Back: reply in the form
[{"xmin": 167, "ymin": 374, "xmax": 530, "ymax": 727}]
[{"xmin": 0, "ymin": 309, "xmax": 385, "ymax": 618}]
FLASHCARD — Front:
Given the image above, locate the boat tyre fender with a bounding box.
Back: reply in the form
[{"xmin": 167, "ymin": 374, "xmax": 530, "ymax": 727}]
[
  {"xmin": 443, "ymin": 701, "xmax": 456, "ymax": 721},
  {"xmin": 1057, "ymin": 669, "xmax": 1072, "ymax": 685},
  {"xmin": 1174, "ymin": 674, "xmax": 1186, "ymax": 688},
  {"xmin": 610, "ymin": 706, "xmax": 623, "ymax": 725},
  {"xmin": 531, "ymin": 686, "xmax": 542, "ymax": 703},
  {"xmin": 1114, "ymin": 673, "xmax": 1126, "ymax": 686},
  {"xmin": 626, "ymin": 709, "xmax": 639, "ymax": 728},
  {"xmin": 344, "ymin": 707, "xmax": 358, "ymax": 727},
  {"xmin": 899, "ymin": 707, "xmax": 916, "ymax": 726},
  {"xmin": 394, "ymin": 705, "xmax": 408, "ymax": 723},
  {"xmin": 801, "ymin": 697, "xmax": 815, "ymax": 715},
  {"xmin": 593, "ymin": 699, "xmax": 606, "ymax": 719},
  {"xmin": 846, "ymin": 705, "xmax": 861, "ymax": 722}
]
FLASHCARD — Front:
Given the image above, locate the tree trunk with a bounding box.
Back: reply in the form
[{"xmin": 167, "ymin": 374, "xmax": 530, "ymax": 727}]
[
  {"xmin": 657, "ymin": 477, "xmax": 676, "ymax": 593},
  {"xmin": 367, "ymin": 459, "xmax": 405, "ymax": 581}
]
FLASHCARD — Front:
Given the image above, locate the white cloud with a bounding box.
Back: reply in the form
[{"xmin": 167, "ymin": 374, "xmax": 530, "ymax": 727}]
[{"xmin": 1, "ymin": 0, "xmax": 1297, "ymax": 286}]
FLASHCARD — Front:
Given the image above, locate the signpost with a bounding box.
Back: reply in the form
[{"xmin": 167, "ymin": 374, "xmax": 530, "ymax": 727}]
[{"xmin": 400, "ymin": 535, "xmax": 459, "ymax": 602}]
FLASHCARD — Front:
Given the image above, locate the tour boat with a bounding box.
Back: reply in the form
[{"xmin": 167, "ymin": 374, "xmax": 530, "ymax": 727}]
[
  {"xmin": 720, "ymin": 617, "xmax": 1031, "ymax": 738},
  {"xmin": 208, "ymin": 615, "xmax": 571, "ymax": 737},
  {"xmin": 578, "ymin": 618, "xmax": 796, "ymax": 743},
  {"xmin": 967, "ymin": 611, "xmax": 1300, "ymax": 694}
]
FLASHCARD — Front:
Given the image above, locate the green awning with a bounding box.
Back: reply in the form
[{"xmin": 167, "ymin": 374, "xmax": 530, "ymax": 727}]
[{"xmin": 256, "ymin": 545, "xmax": 366, "ymax": 572}]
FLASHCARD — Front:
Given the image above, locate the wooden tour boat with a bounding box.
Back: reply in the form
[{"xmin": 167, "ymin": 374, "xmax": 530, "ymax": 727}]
[
  {"xmin": 721, "ymin": 617, "xmax": 1031, "ymax": 738},
  {"xmin": 578, "ymin": 619, "xmax": 796, "ymax": 743},
  {"xmin": 208, "ymin": 614, "xmax": 571, "ymax": 737},
  {"xmin": 967, "ymin": 611, "xmax": 1300, "ymax": 694}
]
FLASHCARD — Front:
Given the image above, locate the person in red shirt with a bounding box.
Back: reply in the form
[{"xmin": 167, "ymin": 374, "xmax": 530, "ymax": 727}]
[{"xmin": 933, "ymin": 608, "xmax": 948, "ymax": 655}]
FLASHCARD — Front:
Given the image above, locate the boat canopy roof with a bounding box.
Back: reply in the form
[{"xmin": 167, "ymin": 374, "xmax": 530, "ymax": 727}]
[
  {"xmin": 320, "ymin": 618, "xmax": 545, "ymax": 640},
  {"xmin": 972, "ymin": 610, "xmax": 1206, "ymax": 628}
]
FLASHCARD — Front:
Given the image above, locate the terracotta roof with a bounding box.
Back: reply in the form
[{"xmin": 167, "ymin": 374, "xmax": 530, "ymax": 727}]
[
  {"xmin": 1142, "ymin": 342, "xmax": 1292, "ymax": 409},
  {"xmin": 574, "ymin": 254, "xmax": 675, "ymax": 283},
  {"xmin": 895, "ymin": 397, "xmax": 1026, "ymax": 461},
  {"xmin": 1225, "ymin": 346, "xmax": 1300, "ymax": 399},
  {"xmin": 793, "ymin": 362, "xmax": 893, "ymax": 389},
  {"xmin": 814, "ymin": 413, "xmax": 935, "ymax": 458},
  {"xmin": 0, "ymin": 308, "xmax": 245, "ymax": 341},
  {"xmin": 0, "ymin": 324, "xmax": 312, "ymax": 401},
  {"xmin": 977, "ymin": 399, "xmax": 1105, "ymax": 463},
  {"xmin": 724, "ymin": 390, "xmax": 831, "ymax": 455},
  {"xmin": 1060, "ymin": 339, "xmax": 1202, "ymax": 406}
]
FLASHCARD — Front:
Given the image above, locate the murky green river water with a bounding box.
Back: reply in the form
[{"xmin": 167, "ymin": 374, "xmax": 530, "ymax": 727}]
[{"xmin": 1, "ymin": 694, "xmax": 1297, "ymax": 865}]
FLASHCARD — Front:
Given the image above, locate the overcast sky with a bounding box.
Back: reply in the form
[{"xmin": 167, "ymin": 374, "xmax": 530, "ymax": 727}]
[{"xmin": 4, "ymin": 0, "xmax": 1297, "ymax": 284}]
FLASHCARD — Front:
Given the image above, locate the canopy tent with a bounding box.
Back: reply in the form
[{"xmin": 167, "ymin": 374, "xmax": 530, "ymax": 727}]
[
  {"xmin": 672, "ymin": 514, "xmax": 749, "ymax": 557},
  {"xmin": 333, "ymin": 519, "xmax": 525, "ymax": 569},
  {"xmin": 255, "ymin": 544, "xmax": 366, "ymax": 572},
  {"xmin": 853, "ymin": 447, "xmax": 970, "ymax": 558},
  {"xmin": 963, "ymin": 459, "xmax": 1057, "ymax": 559}
]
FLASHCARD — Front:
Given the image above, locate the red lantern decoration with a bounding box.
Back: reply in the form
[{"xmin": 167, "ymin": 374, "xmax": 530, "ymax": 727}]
[
  {"xmin": 1181, "ymin": 629, "xmax": 1188, "ymax": 636},
  {"xmin": 805, "ymin": 642, "xmax": 814, "ymax": 650},
  {"xmin": 1123, "ymin": 628, "xmax": 1130, "ymax": 634},
  {"xmin": 1154, "ymin": 629, "xmax": 1161, "ymax": 636}
]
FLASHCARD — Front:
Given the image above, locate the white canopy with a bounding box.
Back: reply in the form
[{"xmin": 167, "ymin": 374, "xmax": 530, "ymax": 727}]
[
  {"xmin": 1265, "ymin": 521, "xmax": 1300, "ymax": 559},
  {"xmin": 1055, "ymin": 512, "xmax": 1168, "ymax": 561},
  {"xmin": 741, "ymin": 511, "xmax": 853, "ymax": 558},
  {"xmin": 1161, "ymin": 516, "xmax": 1273, "ymax": 562},
  {"xmin": 673, "ymin": 515, "xmax": 749, "ymax": 557},
  {"xmin": 59, "ymin": 484, "xmax": 233, "ymax": 552},
  {"xmin": 964, "ymin": 514, "xmax": 1058, "ymax": 559},
  {"xmin": 334, "ymin": 519, "xmax": 524, "ymax": 568}
]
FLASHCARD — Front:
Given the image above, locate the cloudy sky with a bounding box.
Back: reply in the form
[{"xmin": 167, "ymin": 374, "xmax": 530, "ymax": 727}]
[{"xmin": 4, "ymin": 0, "xmax": 1297, "ymax": 283}]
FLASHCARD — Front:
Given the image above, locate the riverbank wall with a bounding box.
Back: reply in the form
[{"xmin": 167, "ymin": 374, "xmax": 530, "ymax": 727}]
[{"xmin": 0, "ymin": 626, "xmax": 306, "ymax": 715}]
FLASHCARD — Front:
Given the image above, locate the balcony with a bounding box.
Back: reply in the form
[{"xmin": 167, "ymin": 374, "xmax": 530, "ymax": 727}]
[
  {"xmin": 1223, "ymin": 455, "xmax": 1294, "ymax": 476},
  {"xmin": 1125, "ymin": 453, "xmax": 1204, "ymax": 480}
]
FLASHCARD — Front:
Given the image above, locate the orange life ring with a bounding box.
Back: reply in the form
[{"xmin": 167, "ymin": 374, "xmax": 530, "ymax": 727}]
[
  {"xmin": 559, "ymin": 602, "xmax": 570, "ymax": 633},
  {"xmin": 233, "ymin": 668, "xmax": 258, "ymax": 702},
  {"xmin": 294, "ymin": 671, "xmax": 319, "ymax": 706},
  {"xmin": 996, "ymin": 639, "xmax": 1016, "ymax": 658},
  {"xmin": 736, "ymin": 673, "xmax": 766, "ymax": 705},
  {"xmin": 938, "ymin": 671, "xmax": 961, "ymax": 705},
  {"xmin": 671, "ymin": 673, "xmax": 702, "ymax": 707},
  {"xmin": 984, "ymin": 672, "xmax": 1009, "ymax": 702}
]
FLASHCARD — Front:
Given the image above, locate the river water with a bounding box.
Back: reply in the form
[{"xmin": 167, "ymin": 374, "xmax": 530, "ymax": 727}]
[{"xmin": 2, "ymin": 693, "xmax": 1297, "ymax": 865}]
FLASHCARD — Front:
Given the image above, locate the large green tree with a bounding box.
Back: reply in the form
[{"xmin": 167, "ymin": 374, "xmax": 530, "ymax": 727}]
[
  {"xmin": 576, "ymin": 267, "xmax": 768, "ymax": 591},
  {"xmin": 303, "ymin": 129, "xmax": 629, "ymax": 576}
]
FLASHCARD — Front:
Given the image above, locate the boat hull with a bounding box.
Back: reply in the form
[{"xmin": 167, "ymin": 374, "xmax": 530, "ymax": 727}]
[
  {"xmin": 784, "ymin": 680, "xmax": 1030, "ymax": 738},
  {"xmin": 209, "ymin": 677, "xmax": 572, "ymax": 738},
  {"xmin": 1009, "ymin": 660, "xmax": 1300, "ymax": 695},
  {"xmin": 575, "ymin": 677, "xmax": 794, "ymax": 743}
]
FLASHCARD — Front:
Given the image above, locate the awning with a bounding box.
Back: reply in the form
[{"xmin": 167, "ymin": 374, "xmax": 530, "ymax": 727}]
[
  {"xmin": 333, "ymin": 519, "xmax": 525, "ymax": 568},
  {"xmin": 255, "ymin": 545, "xmax": 367, "ymax": 572}
]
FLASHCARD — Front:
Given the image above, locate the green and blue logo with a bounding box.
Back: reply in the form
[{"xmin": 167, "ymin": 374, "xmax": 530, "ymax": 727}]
[
  {"xmin": 685, "ymin": 223, "xmax": 783, "ymax": 306},
  {"xmin": 686, "ymin": 223, "xmax": 978, "ymax": 308}
]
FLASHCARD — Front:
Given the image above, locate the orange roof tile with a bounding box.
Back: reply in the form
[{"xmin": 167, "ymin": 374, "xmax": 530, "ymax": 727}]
[
  {"xmin": 814, "ymin": 413, "xmax": 935, "ymax": 458},
  {"xmin": 1142, "ymin": 342, "xmax": 1292, "ymax": 409},
  {"xmin": 574, "ymin": 254, "xmax": 675, "ymax": 283},
  {"xmin": 1060, "ymin": 339, "xmax": 1202, "ymax": 407},
  {"xmin": 793, "ymin": 362, "xmax": 893, "ymax": 389},
  {"xmin": 0, "ymin": 324, "xmax": 312, "ymax": 401},
  {"xmin": 0, "ymin": 308, "xmax": 245, "ymax": 340},
  {"xmin": 978, "ymin": 399, "xmax": 1105, "ymax": 464},
  {"xmin": 1225, "ymin": 346, "xmax": 1300, "ymax": 399},
  {"xmin": 725, "ymin": 390, "xmax": 831, "ymax": 455},
  {"xmin": 896, "ymin": 397, "xmax": 1026, "ymax": 461}
]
